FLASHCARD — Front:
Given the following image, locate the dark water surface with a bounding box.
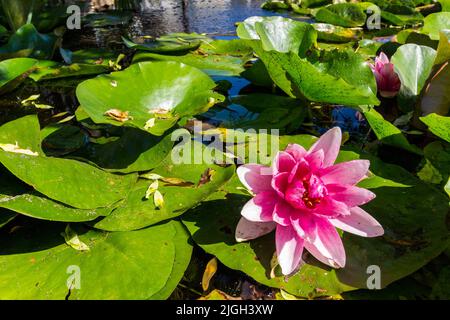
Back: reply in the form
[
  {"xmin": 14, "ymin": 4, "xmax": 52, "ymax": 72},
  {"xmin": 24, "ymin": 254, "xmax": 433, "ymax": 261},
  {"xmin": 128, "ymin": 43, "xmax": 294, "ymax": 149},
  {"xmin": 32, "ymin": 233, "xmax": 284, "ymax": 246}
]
[{"xmin": 68, "ymin": 0, "xmax": 309, "ymax": 48}]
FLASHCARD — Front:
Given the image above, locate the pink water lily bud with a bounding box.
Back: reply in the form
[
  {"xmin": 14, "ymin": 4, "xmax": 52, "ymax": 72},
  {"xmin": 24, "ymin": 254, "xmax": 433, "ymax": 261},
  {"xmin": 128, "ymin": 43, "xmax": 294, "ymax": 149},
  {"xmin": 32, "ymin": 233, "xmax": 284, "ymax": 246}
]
[
  {"xmin": 369, "ymin": 52, "xmax": 401, "ymax": 98},
  {"xmin": 235, "ymin": 127, "xmax": 384, "ymax": 276}
]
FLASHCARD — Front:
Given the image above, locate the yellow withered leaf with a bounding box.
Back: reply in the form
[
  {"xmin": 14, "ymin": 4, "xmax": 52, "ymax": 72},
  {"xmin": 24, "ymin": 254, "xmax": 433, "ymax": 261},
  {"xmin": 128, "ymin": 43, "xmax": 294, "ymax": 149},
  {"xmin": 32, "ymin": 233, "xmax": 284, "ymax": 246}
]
[{"xmin": 104, "ymin": 109, "xmax": 132, "ymax": 122}]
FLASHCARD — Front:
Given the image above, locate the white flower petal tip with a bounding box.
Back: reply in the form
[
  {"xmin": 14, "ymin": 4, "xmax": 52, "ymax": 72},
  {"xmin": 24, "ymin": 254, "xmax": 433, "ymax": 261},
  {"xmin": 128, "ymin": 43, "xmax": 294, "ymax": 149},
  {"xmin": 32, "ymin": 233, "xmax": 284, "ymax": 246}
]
[{"xmin": 235, "ymin": 217, "xmax": 276, "ymax": 243}]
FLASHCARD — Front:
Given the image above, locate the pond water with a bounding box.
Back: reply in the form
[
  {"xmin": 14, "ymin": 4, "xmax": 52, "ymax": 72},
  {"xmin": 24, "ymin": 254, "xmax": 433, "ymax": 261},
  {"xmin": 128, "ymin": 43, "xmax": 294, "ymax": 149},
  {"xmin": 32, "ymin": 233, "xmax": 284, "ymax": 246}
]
[{"xmin": 68, "ymin": 0, "xmax": 309, "ymax": 48}]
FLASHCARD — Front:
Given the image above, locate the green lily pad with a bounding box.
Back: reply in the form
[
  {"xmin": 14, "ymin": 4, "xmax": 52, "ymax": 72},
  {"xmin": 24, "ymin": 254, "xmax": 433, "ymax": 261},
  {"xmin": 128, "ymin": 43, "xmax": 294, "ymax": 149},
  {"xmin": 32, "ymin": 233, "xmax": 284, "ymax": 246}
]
[
  {"xmin": 251, "ymin": 42, "xmax": 379, "ymax": 106},
  {"xmin": 315, "ymin": 3, "xmax": 367, "ymax": 28},
  {"xmin": 0, "ymin": 57, "xmax": 38, "ymax": 95},
  {"xmin": 363, "ymin": 108, "xmax": 423, "ymax": 155},
  {"xmin": 0, "ymin": 24, "xmax": 57, "ymax": 60},
  {"xmin": 381, "ymin": 11, "xmax": 424, "ymax": 26},
  {"xmin": 76, "ymin": 61, "xmax": 224, "ymax": 136},
  {"xmin": 313, "ymin": 23, "xmax": 362, "ymax": 43},
  {"xmin": 422, "ymin": 12, "xmax": 450, "ymax": 41},
  {"xmin": 0, "ymin": 115, "xmax": 137, "ymax": 210},
  {"xmin": 420, "ymin": 113, "xmax": 450, "ymax": 143},
  {"xmin": 123, "ymin": 33, "xmax": 208, "ymax": 54},
  {"xmin": 93, "ymin": 140, "xmax": 235, "ymax": 231},
  {"xmin": 0, "ymin": 168, "xmax": 110, "ymax": 222},
  {"xmin": 83, "ymin": 11, "xmax": 132, "ymax": 28},
  {"xmin": 29, "ymin": 49, "xmax": 119, "ymax": 81},
  {"xmin": 132, "ymin": 39, "xmax": 253, "ymax": 76},
  {"xmin": 0, "ymin": 220, "xmax": 192, "ymax": 299},
  {"xmin": 237, "ymin": 16, "xmax": 317, "ymax": 56},
  {"xmin": 391, "ymin": 43, "xmax": 437, "ymax": 111},
  {"xmin": 75, "ymin": 126, "xmax": 174, "ymax": 173},
  {"xmin": 420, "ymin": 62, "xmax": 450, "ymax": 116}
]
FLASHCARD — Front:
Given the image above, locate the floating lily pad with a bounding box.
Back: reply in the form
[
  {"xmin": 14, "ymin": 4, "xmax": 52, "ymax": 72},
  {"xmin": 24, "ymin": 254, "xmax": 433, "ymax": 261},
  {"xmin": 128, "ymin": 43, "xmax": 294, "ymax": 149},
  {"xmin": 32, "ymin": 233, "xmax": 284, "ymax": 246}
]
[
  {"xmin": 76, "ymin": 61, "xmax": 224, "ymax": 136},
  {"xmin": 363, "ymin": 108, "xmax": 423, "ymax": 155},
  {"xmin": 422, "ymin": 12, "xmax": 450, "ymax": 40},
  {"xmin": 123, "ymin": 33, "xmax": 209, "ymax": 54},
  {"xmin": 0, "ymin": 57, "xmax": 38, "ymax": 95},
  {"xmin": 132, "ymin": 39, "xmax": 253, "ymax": 76},
  {"xmin": 420, "ymin": 114, "xmax": 450, "ymax": 143},
  {"xmin": 93, "ymin": 140, "xmax": 235, "ymax": 231},
  {"xmin": 75, "ymin": 126, "xmax": 174, "ymax": 173},
  {"xmin": 314, "ymin": 3, "xmax": 367, "ymax": 28},
  {"xmin": 0, "ymin": 115, "xmax": 137, "ymax": 210},
  {"xmin": 391, "ymin": 43, "xmax": 437, "ymax": 111},
  {"xmin": 251, "ymin": 42, "xmax": 379, "ymax": 106},
  {"xmin": 237, "ymin": 16, "xmax": 317, "ymax": 56},
  {"xmin": 313, "ymin": 23, "xmax": 362, "ymax": 43},
  {"xmin": 0, "ymin": 220, "xmax": 192, "ymax": 299}
]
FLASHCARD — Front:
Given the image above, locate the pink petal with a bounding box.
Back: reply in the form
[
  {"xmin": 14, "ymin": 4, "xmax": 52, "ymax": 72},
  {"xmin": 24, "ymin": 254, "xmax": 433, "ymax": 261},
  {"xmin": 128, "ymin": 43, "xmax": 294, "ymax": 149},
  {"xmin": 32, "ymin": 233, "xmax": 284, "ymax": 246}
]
[
  {"xmin": 273, "ymin": 200, "xmax": 293, "ymax": 226},
  {"xmin": 291, "ymin": 213, "xmax": 317, "ymax": 242},
  {"xmin": 272, "ymin": 172, "xmax": 289, "ymax": 198},
  {"xmin": 237, "ymin": 164, "xmax": 272, "ymax": 194},
  {"xmin": 305, "ymin": 149, "xmax": 324, "ymax": 171},
  {"xmin": 327, "ymin": 184, "xmax": 376, "ymax": 207},
  {"xmin": 285, "ymin": 144, "xmax": 307, "ymax": 161},
  {"xmin": 308, "ymin": 127, "xmax": 342, "ymax": 168},
  {"xmin": 235, "ymin": 217, "xmax": 276, "ymax": 242},
  {"xmin": 313, "ymin": 197, "xmax": 350, "ymax": 218},
  {"xmin": 378, "ymin": 52, "xmax": 390, "ymax": 64},
  {"xmin": 304, "ymin": 218, "xmax": 346, "ymax": 268},
  {"xmin": 330, "ymin": 206, "xmax": 384, "ymax": 238},
  {"xmin": 288, "ymin": 159, "xmax": 309, "ymax": 183},
  {"xmin": 241, "ymin": 191, "xmax": 277, "ymax": 222},
  {"xmin": 273, "ymin": 151, "xmax": 296, "ymax": 175},
  {"xmin": 276, "ymin": 224, "xmax": 304, "ymax": 275},
  {"xmin": 320, "ymin": 160, "xmax": 370, "ymax": 186}
]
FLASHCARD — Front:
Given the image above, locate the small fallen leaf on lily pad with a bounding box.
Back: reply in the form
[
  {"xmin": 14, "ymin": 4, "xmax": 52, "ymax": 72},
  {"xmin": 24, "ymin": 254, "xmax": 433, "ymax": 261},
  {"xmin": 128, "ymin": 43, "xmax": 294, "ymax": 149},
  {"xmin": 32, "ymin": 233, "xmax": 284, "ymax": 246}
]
[
  {"xmin": 144, "ymin": 118, "xmax": 156, "ymax": 130},
  {"xmin": 104, "ymin": 109, "xmax": 132, "ymax": 122},
  {"xmin": 154, "ymin": 190, "xmax": 164, "ymax": 208},
  {"xmin": 0, "ymin": 142, "xmax": 39, "ymax": 156},
  {"xmin": 61, "ymin": 224, "xmax": 90, "ymax": 252},
  {"xmin": 145, "ymin": 180, "xmax": 159, "ymax": 199}
]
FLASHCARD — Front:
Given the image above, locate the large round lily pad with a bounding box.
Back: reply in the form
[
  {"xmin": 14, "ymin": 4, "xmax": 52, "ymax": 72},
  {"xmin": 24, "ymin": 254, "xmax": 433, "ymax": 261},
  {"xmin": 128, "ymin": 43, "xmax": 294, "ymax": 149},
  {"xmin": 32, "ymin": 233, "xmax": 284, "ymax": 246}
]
[
  {"xmin": 93, "ymin": 140, "xmax": 235, "ymax": 231},
  {"xmin": 76, "ymin": 61, "xmax": 224, "ymax": 136},
  {"xmin": 0, "ymin": 115, "xmax": 137, "ymax": 210},
  {"xmin": 0, "ymin": 220, "xmax": 192, "ymax": 299}
]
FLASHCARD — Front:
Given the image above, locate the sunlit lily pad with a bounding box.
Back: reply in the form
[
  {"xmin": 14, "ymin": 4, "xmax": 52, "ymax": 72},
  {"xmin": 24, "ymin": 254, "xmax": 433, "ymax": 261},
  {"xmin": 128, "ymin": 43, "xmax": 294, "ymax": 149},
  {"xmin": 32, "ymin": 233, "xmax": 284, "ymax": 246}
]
[
  {"xmin": 313, "ymin": 23, "xmax": 362, "ymax": 43},
  {"xmin": 237, "ymin": 16, "xmax": 317, "ymax": 56},
  {"xmin": 0, "ymin": 57, "xmax": 38, "ymax": 95},
  {"xmin": 0, "ymin": 115, "xmax": 137, "ymax": 210},
  {"xmin": 251, "ymin": 41, "xmax": 379, "ymax": 106},
  {"xmin": 76, "ymin": 61, "xmax": 224, "ymax": 136},
  {"xmin": 93, "ymin": 140, "xmax": 235, "ymax": 231},
  {"xmin": 132, "ymin": 39, "xmax": 254, "ymax": 76},
  {"xmin": 0, "ymin": 220, "xmax": 192, "ymax": 299},
  {"xmin": 314, "ymin": 3, "xmax": 367, "ymax": 27},
  {"xmin": 123, "ymin": 33, "xmax": 209, "ymax": 54}
]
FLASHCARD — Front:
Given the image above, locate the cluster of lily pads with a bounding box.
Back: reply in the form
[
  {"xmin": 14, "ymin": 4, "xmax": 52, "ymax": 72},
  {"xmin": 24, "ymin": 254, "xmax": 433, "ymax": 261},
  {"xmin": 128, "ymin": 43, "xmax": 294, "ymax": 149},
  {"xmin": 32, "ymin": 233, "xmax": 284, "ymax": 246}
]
[{"xmin": 0, "ymin": 0, "xmax": 449, "ymax": 300}]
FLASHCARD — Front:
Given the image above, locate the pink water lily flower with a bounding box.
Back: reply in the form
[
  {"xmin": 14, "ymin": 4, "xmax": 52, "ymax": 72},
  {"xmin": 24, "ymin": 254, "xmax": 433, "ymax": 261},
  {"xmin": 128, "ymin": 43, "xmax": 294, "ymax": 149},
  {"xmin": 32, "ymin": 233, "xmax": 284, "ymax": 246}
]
[
  {"xmin": 235, "ymin": 127, "xmax": 384, "ymax": 276},
  {"xmin": 369, "ymin": 52, "xmax": 401, "ymax": 98}
]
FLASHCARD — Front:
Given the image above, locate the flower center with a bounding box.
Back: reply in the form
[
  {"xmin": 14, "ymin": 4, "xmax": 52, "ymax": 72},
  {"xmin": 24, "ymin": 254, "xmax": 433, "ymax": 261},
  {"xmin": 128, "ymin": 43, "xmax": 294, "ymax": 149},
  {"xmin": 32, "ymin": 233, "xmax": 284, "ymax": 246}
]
[{"xmin": 302, "ymin": 175, "xmax": 327, "ymax": 209}]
